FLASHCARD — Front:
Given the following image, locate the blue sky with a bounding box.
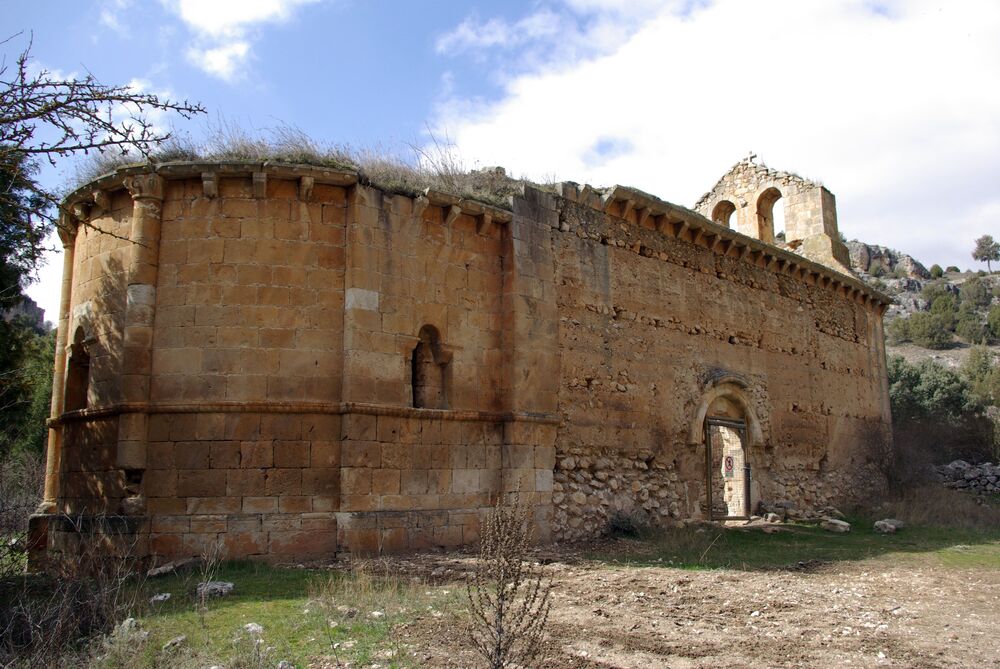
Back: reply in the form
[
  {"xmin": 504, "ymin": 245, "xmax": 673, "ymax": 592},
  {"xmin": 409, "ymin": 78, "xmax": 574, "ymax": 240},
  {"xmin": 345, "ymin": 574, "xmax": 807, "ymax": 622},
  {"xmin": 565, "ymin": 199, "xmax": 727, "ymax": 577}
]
[
  {"xmin": 7, "ymin": 0, "xmax": 532, "ymax": 154},
  {"xmin": 8, "ymin": 0, "xmax": 1000, "ymax": 321}
]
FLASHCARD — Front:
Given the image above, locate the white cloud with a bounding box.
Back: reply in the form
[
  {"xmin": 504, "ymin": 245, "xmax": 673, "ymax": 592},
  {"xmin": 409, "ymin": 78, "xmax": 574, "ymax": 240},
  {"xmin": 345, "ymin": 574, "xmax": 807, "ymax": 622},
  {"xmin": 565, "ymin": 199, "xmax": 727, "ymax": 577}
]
[
  {"xmin": 187, "ymin": 41, "xmax": 250, "ymax": 81},
  {"xmin": 435, "ymin": 2, "xmax": 667, "ymax": 76},
  {"xmin": 436, "ymin": 11, "xmax": 564, "ymax": 55},
  {"xmin": 99, "ymin": 0, "xmax": 133, "ymax": 35},
  {"xmin": 169, "ymin": 0, "xmax": 315, "ymax": 37},
  {"xmin": 164, "ymin": 0, "xmax": 319, "ymax": 81},
  {"xmin": 432, "ymin": 0, "xmax": 1000, "ymax": 271}
]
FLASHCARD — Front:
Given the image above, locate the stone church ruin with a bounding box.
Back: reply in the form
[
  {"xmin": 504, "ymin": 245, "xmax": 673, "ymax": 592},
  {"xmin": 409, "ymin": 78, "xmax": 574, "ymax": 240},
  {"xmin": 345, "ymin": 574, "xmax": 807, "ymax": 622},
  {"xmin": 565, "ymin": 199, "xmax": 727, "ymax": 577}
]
[{"xmin": 28, "ymin": 154, "xmax": 892, "ymax": 564}]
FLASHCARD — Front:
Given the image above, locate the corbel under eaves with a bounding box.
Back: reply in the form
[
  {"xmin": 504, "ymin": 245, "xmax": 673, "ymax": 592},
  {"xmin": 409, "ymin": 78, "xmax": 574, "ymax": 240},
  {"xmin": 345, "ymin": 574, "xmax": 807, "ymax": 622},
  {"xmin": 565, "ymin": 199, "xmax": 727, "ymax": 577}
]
[
  {"xmin": 252, "ymin": 172, "xmax": 267, "ymax": 199},
  {"xmin": 412, "ymin": 195, "xmax": 429, "ymax": 221},
  {"xmin": 298, "ymin": 176, "xmax": 314, "ymax": 202},
  {"xmin": 92, "ymin": 189, "xmax": 111, "ymax": 215},
  {"xmin": 444, "ymin": 205, "xmax": 462, "ymax": 227},
  {"xmin": 202, "ymin": 172, "xmax": 218, "ymax": 198},
  {"xmin": 477, "ymin": 212, "xmax": 494, "ymax": 236}
]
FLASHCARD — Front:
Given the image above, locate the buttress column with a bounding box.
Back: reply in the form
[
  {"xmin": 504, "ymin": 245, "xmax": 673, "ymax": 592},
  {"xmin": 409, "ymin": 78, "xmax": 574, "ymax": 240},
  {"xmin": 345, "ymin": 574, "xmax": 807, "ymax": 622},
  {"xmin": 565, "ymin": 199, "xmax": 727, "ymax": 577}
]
[
  {"xmin": 37, "ymin": 219, "xmax": 78, "ymax": 513},
  {"xmin": 117, "ymin": 173, "xmax": 165, "ymax": 513}
]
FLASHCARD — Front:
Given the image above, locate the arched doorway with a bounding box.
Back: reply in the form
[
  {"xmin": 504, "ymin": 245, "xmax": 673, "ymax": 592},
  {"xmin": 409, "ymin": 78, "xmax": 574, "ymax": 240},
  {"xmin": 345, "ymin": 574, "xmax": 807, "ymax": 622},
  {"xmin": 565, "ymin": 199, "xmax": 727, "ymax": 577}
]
[
  {"xmin": 688, "ymin": 379, "xmax": 765, "ymax": 520},
  {"xmin": 705, "ymin": 413, "xmax": 750, "ymax": 519}
]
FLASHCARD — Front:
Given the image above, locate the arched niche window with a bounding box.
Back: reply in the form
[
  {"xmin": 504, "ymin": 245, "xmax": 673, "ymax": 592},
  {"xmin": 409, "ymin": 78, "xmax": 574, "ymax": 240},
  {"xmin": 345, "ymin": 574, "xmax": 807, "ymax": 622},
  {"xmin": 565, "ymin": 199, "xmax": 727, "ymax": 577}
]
[
  {"xmin": 411, "ymin": 325, "xmax": 451, "ymax": 409},
  {"xmin": 64, "ymin": 327, "xmax": 91, "ymax": 412},
  {"xmin": 711, "ymin": 200, "xmax": 736, "ymax": 228},
  {"xmin": 756, "ymin": 187, "xmax": 785, "ymax": 243}
]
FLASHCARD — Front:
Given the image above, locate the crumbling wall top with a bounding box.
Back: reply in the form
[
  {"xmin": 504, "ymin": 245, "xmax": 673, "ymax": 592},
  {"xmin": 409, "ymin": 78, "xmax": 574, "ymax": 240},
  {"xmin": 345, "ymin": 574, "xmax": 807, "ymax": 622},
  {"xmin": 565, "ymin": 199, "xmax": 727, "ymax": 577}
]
[
  {"xmin": 695, "ymin": 153, "xmax": 823, "ymax": 211},
  {"xmin": 694, "ymin": 154, "xmax": 853, "ymax": 276}
]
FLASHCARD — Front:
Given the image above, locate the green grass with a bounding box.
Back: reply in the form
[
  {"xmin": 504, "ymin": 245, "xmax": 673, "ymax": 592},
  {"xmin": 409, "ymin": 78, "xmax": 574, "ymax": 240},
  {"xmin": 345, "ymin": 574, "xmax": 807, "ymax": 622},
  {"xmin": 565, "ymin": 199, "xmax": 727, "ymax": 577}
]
[
  {"xmin": 0, "ymin": 533, "xmax": 27, "ymax": 578},
  {"xmin": 588, "ymin": 519, "xmax": 1000, "ymax": 571},
  {"xmin": 123, "ymin": 561, "xmax": 458, "ymax": 669}
]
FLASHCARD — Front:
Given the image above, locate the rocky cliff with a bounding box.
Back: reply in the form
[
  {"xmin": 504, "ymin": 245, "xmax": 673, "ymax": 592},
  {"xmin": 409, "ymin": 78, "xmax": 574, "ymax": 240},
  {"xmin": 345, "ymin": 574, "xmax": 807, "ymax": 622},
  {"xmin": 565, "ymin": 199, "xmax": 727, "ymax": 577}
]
[{"xmin": 847, "ymin": 241, "xmax": 930, "ymax": 280}]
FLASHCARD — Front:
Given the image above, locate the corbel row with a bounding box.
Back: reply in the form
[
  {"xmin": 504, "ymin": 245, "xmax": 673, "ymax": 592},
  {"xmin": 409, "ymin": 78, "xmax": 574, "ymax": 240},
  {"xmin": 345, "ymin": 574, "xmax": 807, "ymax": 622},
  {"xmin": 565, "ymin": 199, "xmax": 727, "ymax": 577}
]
[
  {"xmin": 62, "ymin": 172, "xmax": 165, "ymax": 227},
  {"xmin": 345, "ymin": 183, "xmax": 511, "ymax": 236},
  {"xmin": 200, "ymin": 172, "xmax": 326, "ymax": 202},
  {"xmin": 183, "ymin": 163, "xmax": 360, "ymax": 200},
  {"xmin": 418, "ymin": 188, "xmax": 512, "ymax": 234},
  {"xmin": 58, "ymin": 191, "xmax": 109, "ymax": 233},
  {"xmin": 559, "ymin": 181, "xmax": 888, "ymax": 311}
]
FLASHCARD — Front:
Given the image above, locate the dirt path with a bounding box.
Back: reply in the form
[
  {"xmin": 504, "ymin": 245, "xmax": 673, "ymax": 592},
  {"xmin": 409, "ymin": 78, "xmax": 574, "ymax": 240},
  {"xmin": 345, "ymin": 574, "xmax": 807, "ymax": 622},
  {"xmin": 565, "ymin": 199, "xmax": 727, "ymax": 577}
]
[{"xmin": 400, "ymin": 556, "xmax": 1000, "ymax": 668}]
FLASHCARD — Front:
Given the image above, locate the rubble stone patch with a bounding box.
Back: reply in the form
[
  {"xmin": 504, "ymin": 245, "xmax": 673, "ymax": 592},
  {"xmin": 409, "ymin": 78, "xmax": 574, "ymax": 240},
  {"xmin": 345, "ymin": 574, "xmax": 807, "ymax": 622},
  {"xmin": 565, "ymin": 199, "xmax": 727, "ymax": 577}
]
[{"xmin": 936, "ymin": 460, "xmax": 1000, "ymax": 494}]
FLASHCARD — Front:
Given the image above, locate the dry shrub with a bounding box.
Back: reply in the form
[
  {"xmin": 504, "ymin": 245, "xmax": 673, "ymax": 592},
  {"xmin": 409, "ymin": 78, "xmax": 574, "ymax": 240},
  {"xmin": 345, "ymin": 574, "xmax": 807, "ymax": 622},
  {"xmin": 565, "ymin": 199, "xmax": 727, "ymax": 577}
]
[
  {"xmin": 85, "ymin": 617, "xmax": 152, "ymax": 669},
  {"xmin": 876, "ymin": 484, "xmax": 1000, "ymax": 531},
  {"xmin": 309, "ymin": 558, "xmax": 414, "ymax": 626},
  {"xmin": 225, "ymin": 625, "xmax": 278, "ymax": 669},
  {"xmin": 194, "ymin": 541, "xmax": 224, "ymax": 633},
  {"xmin": 0, "ymin": 516, "xmax": 144, "ymax": 667},
  {"xmin": 0, "ymin": 452, "xmax": 44, "ymax": 579},
  {"xmin": 467, "ymin": 500, "xmax": 552, "ymax": 669}
]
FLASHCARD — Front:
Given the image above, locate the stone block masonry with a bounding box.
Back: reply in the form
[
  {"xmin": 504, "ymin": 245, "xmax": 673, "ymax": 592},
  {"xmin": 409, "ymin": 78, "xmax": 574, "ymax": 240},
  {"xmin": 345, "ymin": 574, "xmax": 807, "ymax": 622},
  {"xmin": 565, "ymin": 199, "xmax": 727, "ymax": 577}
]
[{"xmin": 29, "ymin": 157, "xmax": 892, "ymax": 566}]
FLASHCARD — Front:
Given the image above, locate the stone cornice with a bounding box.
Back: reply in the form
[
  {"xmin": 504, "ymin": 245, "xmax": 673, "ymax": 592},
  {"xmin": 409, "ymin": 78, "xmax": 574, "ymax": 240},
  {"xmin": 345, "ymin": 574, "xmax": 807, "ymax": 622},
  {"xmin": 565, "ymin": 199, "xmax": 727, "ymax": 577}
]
[
  {"xmin": 61, "ymin": 161, "xmax": 889, "ymax": 310},
  {"xmin": 49, "ymin": 400, "xmax": 560, "ymax": 426},
  {"xmin": 554, "ymin": 182, "xmax": 891, "ymax": 310},
  {"xmin": 63, "ymin": 161, "xmax": 359, "ymax": 208},
  {"xmin": 62, "ymin": 161, "xmax": 513, "ymax": 230}
]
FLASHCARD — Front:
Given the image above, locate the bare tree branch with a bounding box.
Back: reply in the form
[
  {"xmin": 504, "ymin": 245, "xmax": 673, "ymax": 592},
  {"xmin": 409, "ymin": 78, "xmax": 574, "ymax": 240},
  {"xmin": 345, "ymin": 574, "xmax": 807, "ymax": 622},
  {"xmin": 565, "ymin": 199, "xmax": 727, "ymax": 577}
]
[{"xmin": 0, "ymin": 33, "xmax": 204, "ymax": 304}]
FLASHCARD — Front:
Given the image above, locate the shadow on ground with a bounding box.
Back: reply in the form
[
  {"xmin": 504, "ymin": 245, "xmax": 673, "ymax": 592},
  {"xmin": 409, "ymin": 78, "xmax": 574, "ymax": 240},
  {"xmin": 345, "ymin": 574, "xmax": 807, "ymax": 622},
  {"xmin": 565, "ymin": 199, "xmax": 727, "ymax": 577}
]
[{"xmin": 584, "ymin": 518, "xmax": 1000, "ymax": 571}]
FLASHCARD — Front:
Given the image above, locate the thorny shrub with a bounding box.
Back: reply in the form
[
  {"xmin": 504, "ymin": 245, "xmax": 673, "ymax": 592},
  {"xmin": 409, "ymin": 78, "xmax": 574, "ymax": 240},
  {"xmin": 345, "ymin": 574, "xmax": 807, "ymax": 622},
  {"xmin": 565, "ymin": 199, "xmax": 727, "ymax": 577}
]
[
  {"xmin": 467, "ymin": 500, "xmax": 552, "ymax": 669},
  {"xmin": 0, "ymin": 452, "xmax": 44, "ymax": 579},
  {"xmin": 0, "ymin": 517, "xmax": 144, "ymax": 668}
]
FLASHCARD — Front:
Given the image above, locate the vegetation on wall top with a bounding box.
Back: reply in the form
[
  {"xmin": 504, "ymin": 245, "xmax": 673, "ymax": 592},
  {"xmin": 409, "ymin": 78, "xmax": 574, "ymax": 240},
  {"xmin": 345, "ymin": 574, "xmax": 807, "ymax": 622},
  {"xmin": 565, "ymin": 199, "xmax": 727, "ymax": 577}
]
[{"xmin": 71, "ymin": 123, "xmax": 531, "ymax": 211}]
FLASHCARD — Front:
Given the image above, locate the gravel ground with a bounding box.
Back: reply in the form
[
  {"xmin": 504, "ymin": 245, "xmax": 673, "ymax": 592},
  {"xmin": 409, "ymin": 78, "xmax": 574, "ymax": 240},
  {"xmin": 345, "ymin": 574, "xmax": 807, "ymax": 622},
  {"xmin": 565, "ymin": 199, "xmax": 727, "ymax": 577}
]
[{"xmin": 392, "ymin": 544, "xmax": 1000, "ymax": 668}]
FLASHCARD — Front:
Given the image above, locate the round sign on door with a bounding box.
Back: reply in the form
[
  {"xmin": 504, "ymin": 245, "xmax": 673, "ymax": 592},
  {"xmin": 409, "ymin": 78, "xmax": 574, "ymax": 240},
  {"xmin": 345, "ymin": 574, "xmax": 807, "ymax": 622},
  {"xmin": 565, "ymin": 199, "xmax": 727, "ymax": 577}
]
[{"xmin": 723, "ymin": 455, "xmax": 735, "ymax": 478}]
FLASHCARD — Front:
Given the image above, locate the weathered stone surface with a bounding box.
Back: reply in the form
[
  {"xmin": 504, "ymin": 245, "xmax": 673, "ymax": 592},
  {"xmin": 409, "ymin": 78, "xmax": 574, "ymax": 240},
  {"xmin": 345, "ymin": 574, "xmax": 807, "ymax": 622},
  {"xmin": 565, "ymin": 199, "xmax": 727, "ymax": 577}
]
[
  {"xmin": 115, "ymin": 617, "xmax": 149, "ymax": 642},
  {"xmin": 847, "ymin": 242, "xmax": 930, "ymax": 279},
  {"xmin": 821, "ymin": 518, "xmax": 851, "ymax": 533},
  {"xmin": 147, "ymin": 557, "xmax": 194, "ymax": 577},
  {"xmin": 695, "ymin": 155, "xmax": 852, "ymax": 274},
  {"xmin": 874, "ymin": 518, "xmax": 904, "ymax": 534},
  {"xmin": 937, "ymin": 461, "xmax": 1000, "ymax": 494},
  {"xmin": 196, "ymin": 581, "xmax": 234, "ymax": 598},
  {"xmin": 34, "ymin": 160, "xmax": 891, "ymax": 564}
]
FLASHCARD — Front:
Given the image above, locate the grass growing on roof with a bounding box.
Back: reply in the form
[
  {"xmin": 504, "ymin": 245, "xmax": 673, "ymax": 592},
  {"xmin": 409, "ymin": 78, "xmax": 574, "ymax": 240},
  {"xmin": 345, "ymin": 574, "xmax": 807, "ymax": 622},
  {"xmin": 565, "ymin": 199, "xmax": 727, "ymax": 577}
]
[{"xmin": 69, "ymin": 121, "xmax": 536, "ymax": 209}]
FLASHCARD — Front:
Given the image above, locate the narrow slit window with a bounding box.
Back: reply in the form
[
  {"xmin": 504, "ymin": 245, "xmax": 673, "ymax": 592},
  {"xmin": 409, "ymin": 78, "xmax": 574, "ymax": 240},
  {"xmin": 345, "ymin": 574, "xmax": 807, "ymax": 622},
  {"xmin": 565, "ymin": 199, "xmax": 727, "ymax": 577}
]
[
  {"xmin": 64, "ymin": 327, "xmax": 91, "ymax": 412},
  {"xmin": 411, "ymin": 325, "xmax": 449, "ymax": 409}
]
